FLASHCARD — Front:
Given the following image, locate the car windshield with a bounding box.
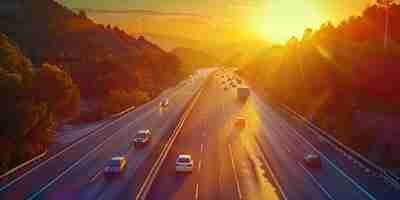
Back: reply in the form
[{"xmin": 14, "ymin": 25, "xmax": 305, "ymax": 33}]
[
  {"xmin": 178, "ymin": 157, "xmax": 191, "ymax": 163},
  {"xmin": 136, "ymin": 133, "xmax": 147, "ymax": 138}
]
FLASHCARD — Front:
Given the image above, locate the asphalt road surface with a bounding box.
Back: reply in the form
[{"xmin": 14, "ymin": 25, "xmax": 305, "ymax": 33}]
[{"xmin": 2, "ymin": 69, "xmax": 400, "ymax": 200}]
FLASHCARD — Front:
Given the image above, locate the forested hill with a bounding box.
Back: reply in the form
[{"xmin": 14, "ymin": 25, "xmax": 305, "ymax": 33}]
[
  {"xmin": 239, "ymin": 3, "xmax": 400, "ymax": 168},
  {"xmin": 0, "ymin": 0, "xmax": 186, "ymax": 114}
]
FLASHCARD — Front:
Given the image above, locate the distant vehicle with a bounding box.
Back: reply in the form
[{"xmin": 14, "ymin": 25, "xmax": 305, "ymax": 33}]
[
  {"xmin": 160, "ymin": 99, "xmax": 169, "ymax": 107},
  {"xmin": 236, "ymin": 79, "xmax": 242, "ymax": 84},
  {"xmin": 231, "ymin": 82, "xmax": 237, "ymax": 88},
  {"xmin": 304, "ymin": 154, "xmax": 321, "ymax": 168},
  {"xmin": 224, "ymin": 86, "xmax": 229, "ymax": 91},
  {"xmin": 237, "ymin": 87, "xmax": 250, "ymax": 101},
  {"xmin": 133, "ymin": 129, "xmax": 152, "ymax": 147},
  {"xmin": 104, "ymin": 157, "xmax": 127, "ymax": 175},
  {"xmin": 176, "ymin": 154, "xmax": 193, "ymax": 173},
  {"xmin": 234, "ymin": 117, "xmax": 246, "ymax": 129}
]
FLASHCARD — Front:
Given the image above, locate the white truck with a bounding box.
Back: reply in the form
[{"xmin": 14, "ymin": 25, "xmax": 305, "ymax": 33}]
[{"xmin": 237, "ymin": 87, "xmax": 250, "ymax": 102}]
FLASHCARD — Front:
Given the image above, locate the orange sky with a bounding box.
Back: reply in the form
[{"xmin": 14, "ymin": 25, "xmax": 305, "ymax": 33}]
[{"xmin": 62, "ymin": 0, "xmax": 373, "ymax": 43}]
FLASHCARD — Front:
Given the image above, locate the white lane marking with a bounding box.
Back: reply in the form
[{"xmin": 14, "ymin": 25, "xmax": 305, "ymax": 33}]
[
  {"xmin": 254, "ymin": 98, "xmax": 377, "ymax": 200},
  {"xmin": 253, "ymin": 135, "xmax": 289, "ymax": 200},
  {"xmin": 89, "ymin": 169, "xmax": 103, "ymax": 182},
  {"xmin": 279, "ymin": 120, "xmax": 377, "ymax": 200},
  {"xmin": 200, "ymin": 143, "xmax": 204, "ymax": 153},
  {"xmin": 228, "ymin": 144, "xmax": 243, "ymax": 200},
  {"xmin": 0, "ymin": 150, "xmax": 47, "ymax": 180},
  {"xmin": 195, "ymin": 183, "xmax": 199, "ymax": 200},
  {"xmin": 298, "ymin": 162, "xmax": 335, "ymax": 200},
  {"xmin": 285, "ymin": 146, "xmax": 291, "ymax": 153},
  {"xmin": 198, "ymin": 160, "xmax": 202, "ymax": 172},
  {"xmin": 135, "ymin": 81, "xmax": 207, "ymax": 200},
  {"xmin": 0, "ymin": 81, "xmax": 190, "ymax": 193},
  {"xmin": 26, "ymin": 119, "xmax": 136, "ymax": 200}
]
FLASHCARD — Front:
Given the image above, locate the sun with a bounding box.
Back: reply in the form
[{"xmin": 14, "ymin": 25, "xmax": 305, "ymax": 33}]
[{"xmin": 254, "ymin": 0, "xmax": 324, "ymax": 43}]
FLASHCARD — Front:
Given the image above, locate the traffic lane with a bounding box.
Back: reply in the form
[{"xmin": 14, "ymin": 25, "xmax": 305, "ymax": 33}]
[
  {"xmin": 37, "ymin": 78, "xmax": 204, "ymax": 200},
  {"xmin": 254, "ymin": 97, "xmax": 373, "ymax": 200},
  {"xmin": 145, "ymin": 77, "xmax": 219, "ymax": 200},
  {"xmin": 230, "ymin": 103, "xmax": 281, "ymax": 200},
  {"xmin": 283, "ymin": 111, "xmax": 400, "ymax": 199},
  {"xmin": 260, "ymin": 110, "xmax": 370, "ymax": 200},
  {"xmin": 146, "ymin": 74, "xmax": 238, "ymax": 200},
  {"xmin": 84, "ymin": 87, "xmax": 198, "ymax": 200},
  {"xmin": 198, "ymin": 87, "xmax": 239, "ymax": 200},
  {"xmin": 0, "ymin": 77, "xmax": 204, "ymax": 200},
  {"xmin": 248, "ymin": 98, "xmax": 330, "ymax": 200},
  {"xmin": 194, "ymin": 75, "xmax": 277, "ymax": 200},
  {"xmin": 53, "ymin": 74, "xmax": 202, "ymax": 146},
  {"xmin": 105, "ymin": 80, "xmax": 207, "ymax": 200},
  {"xmin": 0, "ymin": 107, "xmax": 158, "ymax": 200},
  {"xmin": 0, "ymin": 76, "xmax": 198, "ymax": 187}
]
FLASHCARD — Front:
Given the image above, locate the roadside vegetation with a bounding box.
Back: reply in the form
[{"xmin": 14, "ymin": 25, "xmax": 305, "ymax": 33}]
[
  {"xmin": 0, "ymin": 0, "xmax": 189, "ymax": 122},
  {"xmin": 0, "ymin": 33, "xmax": 80, "ymax": 174},
  {"xmin": 0, "ymin": 0, "xmax": 192, "ymax": 174},
  {"xmin": 239, "ymin": 2, "xmax": 400, "ymax": 168}
]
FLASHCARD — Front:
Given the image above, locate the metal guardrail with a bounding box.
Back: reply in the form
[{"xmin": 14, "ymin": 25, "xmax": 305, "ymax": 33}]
[{"xmin": 280, "ymin": 104, "xmax": 400, "ymax": 188}]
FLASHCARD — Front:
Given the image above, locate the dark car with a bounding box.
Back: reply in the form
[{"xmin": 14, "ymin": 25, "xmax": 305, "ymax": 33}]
[
  {"xmin": 133, "ymin": 129, "xmax": 152, "ymax": 147},
  {"xmin": 304, "ymin": 153, "xmax": 321, "ymax": 168},
  {"xmin": 104, "ymin": 157, "xmax": 127, "ymax": 175}
]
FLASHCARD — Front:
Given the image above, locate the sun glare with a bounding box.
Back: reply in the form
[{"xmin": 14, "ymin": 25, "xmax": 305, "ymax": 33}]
[{"xmin": 255, "ymin": 0, "xmax": 324, "ymax": 43}]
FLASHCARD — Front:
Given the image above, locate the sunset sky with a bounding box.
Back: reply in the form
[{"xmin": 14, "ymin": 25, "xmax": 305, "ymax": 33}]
[{"xmin": 61, "ymin": 0, "xmax": 372, "ymax": 43}]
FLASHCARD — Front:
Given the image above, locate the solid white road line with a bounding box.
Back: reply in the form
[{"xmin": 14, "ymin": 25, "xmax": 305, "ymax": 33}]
[
  {"xmin": 198, "ymin": 160, "xmax": 202, "ymax": 172},
  {"xmin": 298, "ymin": 162, "xmax": 335, "ymax": 200},
  {"xmin": 195, "ymin": 183, "xmax": 199, "ymax": 200},
  {"xmin": 288, "ymin": 127, "xmax": 377, "ymax": 200},
  {"xmin": 228, "ymin": 144, "xmax": 243, "ymax": 200},
  {"xmin": 89, "ymin": 169, "xmax": 103, "ymax": 183},
  {"xmin": 0, "ymin": 150, "xmax": 47, "ymax": 180}
]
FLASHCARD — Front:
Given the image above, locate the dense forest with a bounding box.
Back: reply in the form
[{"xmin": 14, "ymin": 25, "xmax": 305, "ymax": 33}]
[
  {"xmin": 0, "ymin": 0, "xmax": 188, "ymax": 120},
  {"xmin": 240, "ymin": 2, "xmax": 400, "ymax": 168},
  {"xmin": 0, "ymin": 0, "xmax": 190, "ymax": 174},
  {"xmin": 0, "ymin": 33, "xmax": 80, "ymax": 173}
]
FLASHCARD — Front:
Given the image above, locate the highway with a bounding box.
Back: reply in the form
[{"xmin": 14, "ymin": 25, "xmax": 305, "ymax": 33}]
[
  {"xmin": 2, "ymin": 69, "xmax": 400, "ymax": 200},
  {"xmin": 144, "ymin": 73, "xmax": 281, "ymax": 200},
  {"xmin": 0, "ymin": 71, "xmax": 208, "ymax": 200},
  {"xmin": 142, "ymin": 71, "xmax": 400, "ymax": 200}
]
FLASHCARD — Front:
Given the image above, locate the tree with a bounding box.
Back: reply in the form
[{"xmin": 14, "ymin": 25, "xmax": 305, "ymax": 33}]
[
  {"xmin": 34, "ymin": 63, "xmax": 80, "ymax": 120},
  {"xmin": 377, "ymin": 0, "xmax": 394, "ymax": 48},
  {"xmin": 302, "ymin": 28, "xmax": 313, "ymax": 42},
  {"xmin": 78, "ymin": 10, "xmax": 87, "ymax": 19}
]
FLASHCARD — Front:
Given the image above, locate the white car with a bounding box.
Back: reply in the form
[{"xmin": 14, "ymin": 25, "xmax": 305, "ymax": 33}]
[
  {"xmin": 160, "ymin": 99, "xmax": 169, "ymax": 107},
  {"xmin": 104, "ymin": 157, "xmax": 127, "ymax": 175},
  {"xmin": 175, "ymin": 154, "xmax": 193, "ymax": 173}
]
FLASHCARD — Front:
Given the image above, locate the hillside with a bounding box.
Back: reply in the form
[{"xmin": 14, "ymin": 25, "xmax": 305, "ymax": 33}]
[
  {"xmin": 239, "ymin": 3, "xmax": 400, "ymax": 169},
  {"xmin": 0, "ymin": 33, "xmax": 80, "ymax": 174},
  {"xmin": 0, "ymin": 0, "xmax": 186, "ymax": 117}
]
